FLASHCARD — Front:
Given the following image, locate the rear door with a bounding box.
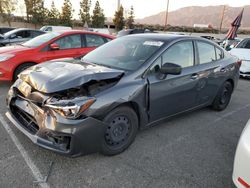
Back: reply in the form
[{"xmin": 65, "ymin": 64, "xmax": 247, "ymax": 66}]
[
  {"xmin": 81, "ymin": 34, "xmax": 108, "ymax": 57},
  {"xmin": 193, "ymin": 40, "xmax": 226, "ymax": 104},
  {"xmin": 147, "ymin": 40, "xmax": 202, "ymax": 121}
]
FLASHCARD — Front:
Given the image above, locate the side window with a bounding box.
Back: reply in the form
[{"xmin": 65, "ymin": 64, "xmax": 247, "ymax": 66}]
[
  {"xmin": 54, "ymin": 34, "xmax": 81, "ymax": 50},
  {"xmin": 45, "ymin": 27, "xmax": 52, "ymax": 32},
  {"xmin": 85, "ymin": 34, "xmax": 105, "ymax": 47},
  {"xmin": 12, "ymin": 31, "xmax": 25, "ymax": 39},
  {"xmin": 215, "ymin": 47, "xmax": 223, "ymax": 60},
  {"xmin": 32, "ymin": 31, "xmax": 42, "ymax": 37},
  {"xmin": 162, "ymin": 41, "xmax": 194, "ymax": 68},
  {"xmin": 103, "ymin": 37, "xmax": 112, "ymax": 42},
  {"xmin": 197, "ymin": 41, "xmax": 216, "ymax": 64},
  {"xmin": 24, "ymin": 31, "xmax": 32, "ymax": 38}
]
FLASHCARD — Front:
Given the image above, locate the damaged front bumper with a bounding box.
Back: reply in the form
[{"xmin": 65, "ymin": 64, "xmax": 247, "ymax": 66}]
[{"xmin": 6, "ymin": 87, "xmax": 106, "ymax": 157}]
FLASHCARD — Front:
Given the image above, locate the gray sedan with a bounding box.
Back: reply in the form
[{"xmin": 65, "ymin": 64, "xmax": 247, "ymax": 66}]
[
  {"xmin": 6, "ymin": 34, "xmax": 240, "ymax": 156},
  {"xmin": 0, "ymin": 28, "xmax": 45, "ymax": 46}
]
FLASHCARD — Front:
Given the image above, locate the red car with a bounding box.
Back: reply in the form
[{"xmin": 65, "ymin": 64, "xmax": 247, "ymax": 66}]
[{"xmin": 0, "ymin": 30, "xmax": 114, "ymax": 81}]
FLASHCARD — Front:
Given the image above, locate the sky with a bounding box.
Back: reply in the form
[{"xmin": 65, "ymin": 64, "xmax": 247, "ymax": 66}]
[{"xmin": 17, "ymin": 0, "xmax": 250, "ymax": 19}]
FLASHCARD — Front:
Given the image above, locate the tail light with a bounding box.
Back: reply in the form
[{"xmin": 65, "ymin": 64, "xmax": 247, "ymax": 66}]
[
  {"xmin": 237, "ymin": 59, "xmax": 242, "ymax": 67},
  {"xmin": 238, "ymin": 177, "xmax": 250, "ymax": 188}
]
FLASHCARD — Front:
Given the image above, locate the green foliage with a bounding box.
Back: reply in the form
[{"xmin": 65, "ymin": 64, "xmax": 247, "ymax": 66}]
[
  {"xmin": 113, "ymin": 5, "xmax": 125, "ymax": 31},
  {"xmin": 31, "ymin": 0, "xmax": 48, "ymax": 27},
  {"xmin": 79, "ymin": 0, "xmax": 91, "ymax": 26},
  {"xmin": 91, "ymin": 1, "xmax": 105, "ymax": 28},
  {"xmin": 0, "ymin": 0, "xmax": 17, "ymax": 26},
  {"xmin": 47, "ymin": 0, "xmax": 61, "ymax": 25},
  {"xmin": 126, "ymin": 6, "xmax": 134, "ymax": 29},
  {"xmin": 23, "ymin": 0, "xmax": 48, "ymax": 26},
  {"xmin": 60, "ymin": 0, "xmax": 74, "ymax": 27}
]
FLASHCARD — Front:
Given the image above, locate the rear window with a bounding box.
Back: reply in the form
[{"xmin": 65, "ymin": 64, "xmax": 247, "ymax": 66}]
[{"xmin": 197, "ymin": 41, "xmax": 216, "ymax": 64}]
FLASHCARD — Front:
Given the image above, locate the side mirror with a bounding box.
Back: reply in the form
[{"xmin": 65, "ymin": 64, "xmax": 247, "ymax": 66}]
[
  {"xmin": 50, "ymin": 43, "xmax": 59, "ymax": 50},
  {"xmin": 160, "ymin": 63, "xmax": 182, "ymax": 75}
]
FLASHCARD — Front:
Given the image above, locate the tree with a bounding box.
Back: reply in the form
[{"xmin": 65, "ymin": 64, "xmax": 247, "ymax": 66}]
[
  {"xmin": 91, "ymin": 1, "xmax": 105, "ymax": 28},
  {"xmin": 60, "ymin": 0, "xmax": 74, "ymax": 27},
  {"xmin": 31, "ymin": 0, "xmax": 48, "ymax": 27},
  {"xmin": 47, "ymin": 0, "xmax": 61, "ymax": 25},
  {"xmin": 126, "ymin": 6, "xmax": 134, "ymax": 29},
  {"xmin": 79, "ymin": 0, "xmax": 91, "ymax": 27},
  {"xmin": 24, "ymin": 0, "xmax": 33, "ymax": 22},
  {"xmin": 24, "ymin": 0, "xmax": 47, "ymax": 24},
  {"xmin": 0, "ymin": 0, "xmax": 17, "ymax": 26},
  {"xmin": 113, "ymin": 5, "xmax": 124, "ymax": 31}
]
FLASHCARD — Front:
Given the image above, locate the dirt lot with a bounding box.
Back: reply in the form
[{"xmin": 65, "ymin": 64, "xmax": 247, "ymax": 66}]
[{"xmin": 1, "ymin": 79, "xmax": 250, "ymax": 188}]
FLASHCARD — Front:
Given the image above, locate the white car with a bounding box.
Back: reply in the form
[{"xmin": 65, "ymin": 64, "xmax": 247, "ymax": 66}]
[
  {"xmin": 233, "ymin": 119, "xmax": 250, "ymax": 188},
  {"xmin": 230, "ymin": 38, "xmax": 250, "ymax": 78},
  {"xmin": 40, "ymin": 26, "xmax": 72, "ymax": 32}
]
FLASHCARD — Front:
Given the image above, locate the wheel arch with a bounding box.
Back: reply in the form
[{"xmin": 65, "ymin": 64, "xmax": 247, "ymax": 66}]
[
  {"xmin": 104, "ymin": 101, "xmax": 148, "ymax": 129},
  {"xmin": 226, "ymin": 78, "xmax": 234, "ymax": 90},
  {"xmin": 13, "ymin": 61, "xmax": 37, "ymax": 80}
]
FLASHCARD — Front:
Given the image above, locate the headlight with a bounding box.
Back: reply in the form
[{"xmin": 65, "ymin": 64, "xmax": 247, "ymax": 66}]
[
  {"xmin": 45, "ymin": 97, "xmax": 96, "ymax": 119},
  {"xmin": 0, "ymin": 54, "xmax": 15, "ymax": 62}
]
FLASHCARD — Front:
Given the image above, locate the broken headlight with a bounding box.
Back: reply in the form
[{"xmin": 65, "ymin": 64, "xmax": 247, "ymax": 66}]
[{"xmin": 45, "ymin": 97, "xmax": 96, "ymax": 119}]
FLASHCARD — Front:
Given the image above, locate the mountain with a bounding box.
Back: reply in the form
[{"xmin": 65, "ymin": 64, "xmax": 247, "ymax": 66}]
[{"xmin": 136, "ymin": 5, "xmax": 250, "ymax": 29}]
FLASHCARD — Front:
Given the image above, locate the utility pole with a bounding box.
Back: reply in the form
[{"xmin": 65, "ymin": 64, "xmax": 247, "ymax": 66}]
[
  {"xmin": 164, "ymin": 0, "xmax": 170, "ymax": 31},
  {"xmin": 219, "ymin": 5, "xmax": 226, "ymax": 33},
  {"xmin": 117, "ymin": 0, "xmax": 121, "ymax": 11}
]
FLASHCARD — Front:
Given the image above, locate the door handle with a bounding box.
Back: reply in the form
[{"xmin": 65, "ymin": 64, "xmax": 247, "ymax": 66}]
[{"xmin": 190, "ymin": 74, "xmax": 199, "ymax": 80}]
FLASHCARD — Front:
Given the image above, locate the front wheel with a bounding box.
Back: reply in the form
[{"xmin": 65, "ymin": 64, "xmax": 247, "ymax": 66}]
[
  {"xmin": 101, "ymin": 106, "xmax": 138, "ymax": 156},
  {"xmin": 211, "ymin": 81, "xmax": 233, "ymax": 111},
  {"xmin": 13, "ymin": 63, "xmax": 35, "ymax": 81}
]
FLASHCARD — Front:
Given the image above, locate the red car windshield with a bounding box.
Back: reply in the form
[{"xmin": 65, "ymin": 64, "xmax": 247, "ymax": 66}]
[{"xmin": 22, "ymin": 32, "xmax": 61, "ymax": 48}]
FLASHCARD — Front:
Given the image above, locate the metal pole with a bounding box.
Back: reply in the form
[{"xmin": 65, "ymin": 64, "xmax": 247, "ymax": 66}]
[
  {"xmin": 219, "ymin": 5, "xmax": 226, "ymax": 33},
  {"xmin": 164, "ymin": 0, "xmax": 170, "ymax": 31},
  {"xmin": 117, "ymin": 0, "xmax": 121, "ymax": 10}
]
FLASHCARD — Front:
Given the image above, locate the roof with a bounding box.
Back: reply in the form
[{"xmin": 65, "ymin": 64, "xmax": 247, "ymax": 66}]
[
  {"xmin": 55, "ymin": 30, "xmax": 114, "ymax": 38},
  {"xmin": 122, "ymin": 33, "xmax": 193, "ymax": 41},
  {"xmin": 122, "ymin": 33, "xmax": 219, "ymax": 44}
]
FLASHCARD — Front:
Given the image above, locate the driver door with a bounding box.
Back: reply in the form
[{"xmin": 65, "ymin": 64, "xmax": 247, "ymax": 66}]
[{"xmin": 147, "ymin": 40, "xmax": 201, "ymax": 122}]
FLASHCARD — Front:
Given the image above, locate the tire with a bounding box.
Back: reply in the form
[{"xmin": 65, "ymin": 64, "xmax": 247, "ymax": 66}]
[
  {"xmin": 13, "ymin": 63, "xmax": 35, "ymax": 81},
  {"xmin": 211, "ymin": 81, "xmax": 233, "ymax": 111},
  {"xmin": 101, "ymin": 106, "xmax": 138, "ymax": 156}
]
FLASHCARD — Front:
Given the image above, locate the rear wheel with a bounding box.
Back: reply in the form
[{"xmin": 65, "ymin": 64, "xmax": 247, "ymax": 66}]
[
  {"xmin": 13, "ymin": 63, "xmax": 36, "ymax": 81},
  {"xmin": 101, "ymin": 106, "xmax": 138, "ymax": 156},
  {"xmin": 211, "ymin": 81, "xmax": 233, "ymax": 111}
]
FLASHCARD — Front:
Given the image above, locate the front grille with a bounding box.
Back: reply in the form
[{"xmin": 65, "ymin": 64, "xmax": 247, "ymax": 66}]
[{"xmin": 10, "ymin": 104, "xmax": 39, "ymax": 135}]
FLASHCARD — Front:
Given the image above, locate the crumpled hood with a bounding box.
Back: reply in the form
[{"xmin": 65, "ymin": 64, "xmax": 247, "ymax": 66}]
[{"xmin": 19, "ymin": 59, "xmax": 124, "ymax": 93}]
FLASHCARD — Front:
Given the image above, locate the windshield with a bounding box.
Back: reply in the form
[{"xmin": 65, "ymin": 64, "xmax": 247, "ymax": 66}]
[
  {"xmin": 236, "ymin": 38, "xmax": 250, "ymax": 49},
  {"xmin": 3, "ymin": 29, "xmax": 19, "ymax": 38},
  {"xmin": 82, "ymin": 37, "xmax": 164, "ymax": 71},
  {"xmin": 22, "ymin": 32, "xmax": 60, "ymax": 47}
]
